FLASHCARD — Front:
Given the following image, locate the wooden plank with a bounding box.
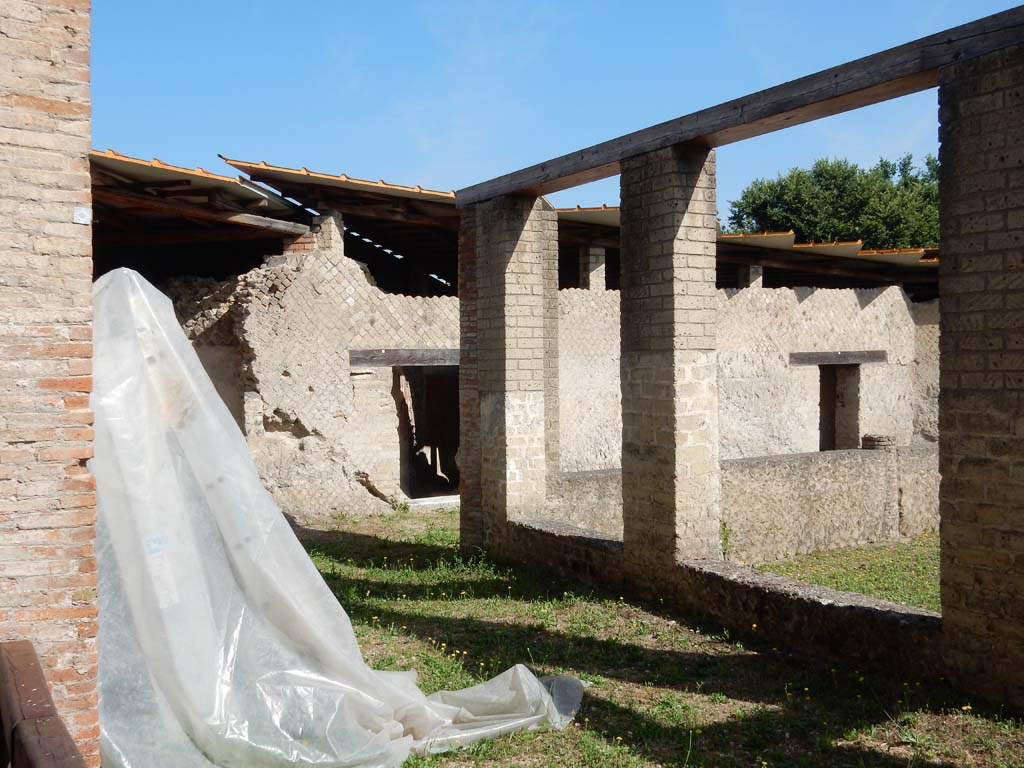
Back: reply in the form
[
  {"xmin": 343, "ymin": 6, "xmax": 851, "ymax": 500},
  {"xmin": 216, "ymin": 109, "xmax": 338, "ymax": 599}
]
[
  {"xmin": 349, "ymin": 348, "xmax": 459, "ymax": 367},
  {"xmin": 1, "ymin": 642, "xmax": 57, "ymax": 742},
  {"xmin": 11, "ymin": 718, "xmax": 85, "ymax": 768},
  {"xmin": 91, "ymin": 187, "xmax": 310, "ymax": 235},
  {"xmin": 0, "ymin": 641, "xmax": 81, "ymax": 768},
  {"xmin": 790, "ymin": 351, "xmax": 888, "ymax": 366},
  {"xmin": 457, "ymin": 8, "xmax": 1024, "ymax": 203}
]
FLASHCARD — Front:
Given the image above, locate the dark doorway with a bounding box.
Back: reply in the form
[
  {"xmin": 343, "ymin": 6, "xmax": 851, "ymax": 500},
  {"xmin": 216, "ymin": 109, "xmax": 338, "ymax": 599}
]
[
  {"xmin": 394, "ymin": 366, "xmax": 460, "ymax": 498},
  {"xmin": 819, "ymin": 364, "xmax": 860, "ymax": 450}
]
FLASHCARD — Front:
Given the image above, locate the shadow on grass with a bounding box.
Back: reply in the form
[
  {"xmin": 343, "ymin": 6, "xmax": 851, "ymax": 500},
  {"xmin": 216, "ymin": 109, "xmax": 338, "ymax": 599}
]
[
  {"xmin": 302, "ymin": 523, "xmax": 985, "ymax": 768},
  {"xmin": 287, "ymin": 513, "xmax": 457, "ymax": 568}
]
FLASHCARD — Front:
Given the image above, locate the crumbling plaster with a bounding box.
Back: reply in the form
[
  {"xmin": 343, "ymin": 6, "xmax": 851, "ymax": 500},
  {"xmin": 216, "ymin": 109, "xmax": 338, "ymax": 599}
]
[{"xmin": 167, "ymin": 215, "xmax": 459, "ymax": 523}]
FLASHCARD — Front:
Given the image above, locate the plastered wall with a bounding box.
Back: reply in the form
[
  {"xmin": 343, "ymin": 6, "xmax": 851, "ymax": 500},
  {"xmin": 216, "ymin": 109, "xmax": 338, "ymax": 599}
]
[{"xmin": 558, "ymin": 285, "xmax": 938, "ymax": 471}]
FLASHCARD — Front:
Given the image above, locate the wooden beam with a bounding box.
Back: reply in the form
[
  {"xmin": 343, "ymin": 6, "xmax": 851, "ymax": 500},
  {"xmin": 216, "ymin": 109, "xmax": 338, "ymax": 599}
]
[
  {"xmin": 716, "ymin": 251, "xmax": 937, "ymax": 284},
  {"xmin": 1, "ymin": 641, "xmax": 85, "ymax": 768},
  {"xmin": 349, "ymin": 348, "xmax": 459, "ymax": 367},
  {"xmin": 457, "ymin": 8, "xmax": 1024, "ymax": 203},
  {"xmin": 321, "ymin": 200, "xmax": 460, "ymax": 230},
  {"xmin": 96, "ymin": 226, "xmax": 284, "ymax": 249},
  {"xmin": 91, "ymin": 187, "xmax": 310, "ymax": 236},
  {"xmin": 790, "ymin": 350, "xmax": 888, "ymax": 366}
]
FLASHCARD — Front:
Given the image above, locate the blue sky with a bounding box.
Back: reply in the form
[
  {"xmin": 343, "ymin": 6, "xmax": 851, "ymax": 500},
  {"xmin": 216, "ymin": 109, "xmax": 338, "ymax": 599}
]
[{"xmin": 93, "ymin": 1, "xmax": 1019, "ymax": 215}]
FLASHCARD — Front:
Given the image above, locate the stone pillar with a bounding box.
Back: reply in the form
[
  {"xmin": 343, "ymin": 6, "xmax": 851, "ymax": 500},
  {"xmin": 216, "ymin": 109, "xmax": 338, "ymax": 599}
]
[
  {"xmin": 465, "ymin": 196, "xmax": 557, "ymax": 544},
  {"xmin": 620, "ymin": 144, "xmax": 722, "ymax": 579},
  {"xmin": 458, "ymin": 205, "xmax": 484, "ymax": 551},
  {"xmin": 938, "ymin": 44, "xmax": 1024, "ymax": 707},
  {"xmin": 544, "ymin": 219, "xmax": 560, "ymax": 479},
  {"xmin": 737, "ymin": 264, "xmax": 763, "ymax": 288},
  {"xmin": 578, "ymin": 246, "xmax": 607, "ymax": 290}
]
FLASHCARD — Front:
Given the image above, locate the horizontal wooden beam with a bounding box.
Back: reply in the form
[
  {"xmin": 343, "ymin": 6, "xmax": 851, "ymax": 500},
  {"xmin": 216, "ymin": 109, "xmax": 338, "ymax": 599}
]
[
  {"xmin": 790, "ymin": 350, "xmax": 888, "ymax": 366},
  {"xmin": 716, "ymin": 251, "xmax": 937, "ymax": 283},
  {"xmin": 349, "ymin": 348, "xmax": 459, "ymax": 367},
  {"xmin": 91, "ymin": 187, "xmax": 310, "ymax": 236},
  {"xmin": 322, "ymin": 201, "xmax": 460, "ymax": 231},
  {"xmin": 1, "ymin": 640, "xmax": 85, "ymax": 768},
  {"xmin": 95, "ymin": 226, "xmax": 284, "ymax": 249},
  {"xmin": 457, "ymin": 8, "xmax": 1024, "ymax": 204}
]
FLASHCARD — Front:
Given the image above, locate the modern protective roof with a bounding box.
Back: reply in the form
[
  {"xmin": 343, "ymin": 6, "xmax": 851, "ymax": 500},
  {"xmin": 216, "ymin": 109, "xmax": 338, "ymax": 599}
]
[
  {"xmin": 556, "ymin": 209, "xmax": 937, "ymax": 270},
  {"xmin": 221, "ymin": 157, "xmax": 457, "ymax": 204},
  {"xmin": 90, "ymin": 149, "xmax": 295, "ymax": 214}
]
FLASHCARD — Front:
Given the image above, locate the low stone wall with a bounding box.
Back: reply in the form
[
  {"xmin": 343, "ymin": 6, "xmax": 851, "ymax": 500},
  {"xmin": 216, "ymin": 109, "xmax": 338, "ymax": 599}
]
[
  {"xmin": 540, "ymin": 470, "xmax": 622, "ymax": 537},
  {"xmin": 897, "ymin": 443, "xmax": 940, "ymax": 537},
  {"xmin": 721, "ymin": 450, "xmax": 899, "ymax": 563},
  {"xmin": 550, "ymin": 444, "xmax": 939, "ymax": 563},
  {"xmin": 494, "ymin": 519, "xmax": 942, "ymax": 678}
]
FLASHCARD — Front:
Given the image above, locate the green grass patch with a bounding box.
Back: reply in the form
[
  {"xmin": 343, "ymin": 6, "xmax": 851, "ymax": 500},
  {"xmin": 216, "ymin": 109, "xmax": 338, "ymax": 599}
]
[
  {"xmin": 758, "ymin": 532, "xmax": 940, "ymax": 611},
  {"xmin": 302, "ymin": 512, "xmax": 1020, "ymax": 767}
]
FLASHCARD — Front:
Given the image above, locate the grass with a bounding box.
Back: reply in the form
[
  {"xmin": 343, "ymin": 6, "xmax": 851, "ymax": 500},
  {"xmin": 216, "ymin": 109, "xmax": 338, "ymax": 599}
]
[
  {"xmin": 758, "ymin": 532, "xmax": 941, "ymax": 612},
  {"xmin": 301, "ymin": 510, "xmax": 1023, "ymax": 767}
]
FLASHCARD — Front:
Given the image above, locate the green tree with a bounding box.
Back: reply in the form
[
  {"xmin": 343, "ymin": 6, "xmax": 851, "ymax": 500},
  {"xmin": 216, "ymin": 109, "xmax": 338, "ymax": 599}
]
[{"xmin": 726, "ymin": 154, "xmax": 939, "ymax": 249}]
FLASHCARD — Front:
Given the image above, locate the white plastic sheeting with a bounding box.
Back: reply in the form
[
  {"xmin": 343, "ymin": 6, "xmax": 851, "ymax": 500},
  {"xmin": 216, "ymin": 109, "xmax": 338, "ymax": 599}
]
[{"xmin": 92, "ymin": 268, "xmax": 582, "ymax": 768}]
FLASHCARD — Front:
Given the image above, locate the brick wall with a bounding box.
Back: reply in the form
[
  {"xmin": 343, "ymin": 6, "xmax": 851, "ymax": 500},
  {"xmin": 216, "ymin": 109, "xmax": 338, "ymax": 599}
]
[
  {"xmin": 458, "ymin": 206, "xmax": 483, "ymax": 549},
  {"xmin": 619, "ymin": 144, "xmax": 722, "ymax": 573},
  {"xmin": 0, "ymin": 0, "xmax": 98, "ymax": 762},
  {"xmin": 938, "ymin": 43, "xmax": 1024, "ymax": 706}
]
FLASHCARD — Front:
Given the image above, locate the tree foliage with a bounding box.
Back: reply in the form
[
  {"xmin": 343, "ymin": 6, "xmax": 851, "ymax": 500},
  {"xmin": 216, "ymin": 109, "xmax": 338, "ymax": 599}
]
[{"xmin": 726, "ymin": 154, "xmax": 939, "ymax": 249}]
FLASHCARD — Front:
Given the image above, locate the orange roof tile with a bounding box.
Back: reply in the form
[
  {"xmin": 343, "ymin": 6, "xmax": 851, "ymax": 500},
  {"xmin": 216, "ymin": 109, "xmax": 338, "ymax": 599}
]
[
  {"xmin": 221, "ymin": 156, "xmax": 457, "ymax": 202},
  {"xmin": 90, "ymin": 149, "xmax": 238, "ymax": 184}
]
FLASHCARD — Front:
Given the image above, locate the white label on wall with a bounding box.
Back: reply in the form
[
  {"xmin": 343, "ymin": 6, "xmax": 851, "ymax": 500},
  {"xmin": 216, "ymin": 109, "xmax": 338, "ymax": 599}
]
[{"xmin": 72, "ymin": 206, "xmax": 91, "ymax": 225}]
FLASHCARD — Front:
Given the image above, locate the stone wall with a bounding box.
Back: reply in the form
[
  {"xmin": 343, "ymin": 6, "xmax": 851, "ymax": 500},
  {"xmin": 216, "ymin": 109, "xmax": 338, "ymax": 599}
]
[
  {"xmin": 495, "ymin": 518, "xmax": 942, "ymax": 678},
  {"xmin": 558, "ymin": 288, "xmax": 620, "ymax": 471},
  {"xmin": 718, "ymin": 287, "xmax": 918, "ymax": 458},
  {"xmin": 169, "ymin": 215, "xmax": 459, "ymax": 523},
  {"xmin": 897, "ymin": 443, "xmax": 941, "ymax": 538},
  {"xmin": 546, "ymin": 442, "xmax": 939, "ymax": 562},
  {"xmin": 542, "ymin": 469, "xmax": 622, "ymax": 536},
  {"xmin": 559, "ymin": 285, "xmax": 938, "ymax": 470},
  {"xmin": 0, "ymin": 0, "xmax": 98, "ymax": 761},
  {"xmin": 938, "ymin": 43, "xmax": 1024, "ymax": 706}
]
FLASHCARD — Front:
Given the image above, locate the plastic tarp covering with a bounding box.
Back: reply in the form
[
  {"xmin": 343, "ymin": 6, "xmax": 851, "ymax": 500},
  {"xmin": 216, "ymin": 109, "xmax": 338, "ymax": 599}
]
[{"xmin": 92, "ymin": 268, "xmax": 583, "ymax": 768}]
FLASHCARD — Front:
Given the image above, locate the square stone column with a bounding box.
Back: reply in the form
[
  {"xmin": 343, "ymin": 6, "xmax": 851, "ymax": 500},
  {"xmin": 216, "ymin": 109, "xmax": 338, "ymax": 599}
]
[
  {"xmin": 579, "ymin": 246, "xmax": 607, "ymax": 289},
  {"xmin": 938, "ymin": 43, "xmax": 1024, "ymax": 707},
  {"xmin": 620, "ymin": 144, "xmax": 723, "ymax": 578},
  {"xmin": 458, "ymin": 205, "xmax": 484, "ymax": 551},
  {"xmin": 459, "ymin": 196, "xmax": 558, "ymax": 548}
]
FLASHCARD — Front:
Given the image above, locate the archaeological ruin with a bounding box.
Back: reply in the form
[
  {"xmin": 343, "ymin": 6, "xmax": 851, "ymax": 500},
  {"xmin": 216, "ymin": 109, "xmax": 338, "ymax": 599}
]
[{"xmin": 2, "ymin": 2, "xmax": 1024, "ymax": 762}]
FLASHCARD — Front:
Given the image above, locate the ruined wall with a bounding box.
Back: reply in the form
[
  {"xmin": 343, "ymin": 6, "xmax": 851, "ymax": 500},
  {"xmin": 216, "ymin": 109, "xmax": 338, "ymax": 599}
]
[
  {"xmin": 170, "ymin": 216, "xmax": 459, "ymax": 523},
  {"xmin": 0, "ymin": 0, "xmax": 98, "ymax": 761},
  {"xmin": 559, "ymin": 285, "xmax": 937, "ymax": 470}
]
